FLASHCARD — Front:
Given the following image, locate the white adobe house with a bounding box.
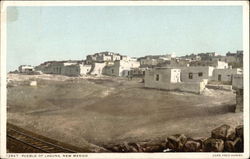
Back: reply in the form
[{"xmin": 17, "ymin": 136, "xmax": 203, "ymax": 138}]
[
  {"xmin": 144, "ymin": 67, "xmax": 207, "ymax": 94},
  {"xmin": 212, "ymin": 68, "xmax": 242, "ymax": 83},
  {"xmin": 180, "ymin": 66, "xmax": 214, "ymax": 83},
  {"xmin": 145, "ymin": 68, "xmax": 181, "ymax": 87},
  {"xmin": 18, "ymin": 65, "xmax": 35, "ymax": 73}
]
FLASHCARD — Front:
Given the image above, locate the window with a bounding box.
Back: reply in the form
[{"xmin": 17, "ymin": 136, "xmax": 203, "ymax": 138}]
[
  {"xmin": 156, "ymin": 74, "xmax": 160, "ymax": 81},
  {"xmin": 189, "ymin": 73, "xmax": 193, "ymax": 79},
  {"xmin": 198, "ymin": 72, "xmax": 203, "ymax": 77}
]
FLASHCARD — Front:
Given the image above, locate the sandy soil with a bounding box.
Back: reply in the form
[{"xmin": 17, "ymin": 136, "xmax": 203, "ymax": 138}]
[{"xmin": 7, "ymin": 73, "xmax": 243, "ymax": 149}]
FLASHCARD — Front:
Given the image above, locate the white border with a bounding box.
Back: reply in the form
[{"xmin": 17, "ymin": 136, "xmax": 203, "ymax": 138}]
[
  {"xmin": 242, "ymin": 2, "xmax": 249, "ymax": 158},
  {"xmin": 0, "ymin": 0, "xmax": 7, "ymax": 157},
  {"xmin": 1, "ymin": 1, "xmax": 249, "ymax": 159},
  {"xmin": 0, "ymin": 0, "xmax": 249, "ymax": 6}
]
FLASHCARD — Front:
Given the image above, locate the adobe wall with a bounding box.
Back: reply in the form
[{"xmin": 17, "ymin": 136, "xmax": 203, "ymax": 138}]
[
  {"xmin": 225, "ymin": 56, "xmax": 238, "ymax": 63},
  {"xmin": 232, "ymin": 74, "xmax": 243, "ymax": 90},
  {"xmin": 206, "ymin": 84, "xmax": 232, "ymax": 91},
  {"xmin": 171, "ymin": 82, "xmax": 206, "ymax": 94},
  {"xmin": 212, "ymin": 68, "xmax": 241, "ymax": 82},
  {"xmin": 216, "ymin": 61, "xmax": 228, "ymax": 69},
  {"xmin": 42, "ymin": 63, "xmax": 64, "ymax": 74},
  {"xmin": 118, "ymin": 60, "xmax": 140, "ymax": 77},
  {"xmin": 79, "ymin": 65, "xmax": 92, "ymax": 75},
  {"xmin": 102, "ymin": 65, "xmax": 118, "ymax": 76},
  {"xmin": 181, "ymin": 66, "xmax": 214, "ymax": 83},
  {"xmin": 145, "ymin": 69, "xmax": 205, "ymax": 94},
  {"xmin": 144, "ymin": 69, "xmax": 173, "ymax": 89},
  {"xmin": 61, "ymin": 65, "xmax": 80, "ymax": 76},
  {"xmin": 235, "ymin": 89, "xmax": 243, "ymax": 113},
  {"xmin": 90, "ymin": 63, "xmax": 106, "ymax": 75},
  {"xmin": 232, "ymin": 74, "xmax": 243, "ymax": 113},
  {"xmin": 103, "ymin": 60, "xmax": 140, "ymax": 77}
]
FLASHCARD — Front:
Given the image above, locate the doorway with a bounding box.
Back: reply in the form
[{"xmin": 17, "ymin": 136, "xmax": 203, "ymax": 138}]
[{"xmin": 218, "ymin": 74, "xmax": 222, "ymax": 81}]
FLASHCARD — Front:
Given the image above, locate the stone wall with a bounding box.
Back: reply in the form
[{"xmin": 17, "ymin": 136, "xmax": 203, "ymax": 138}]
[{"xmin": 103, "ymin": 124, "xmax": 243, "ymax": 152}]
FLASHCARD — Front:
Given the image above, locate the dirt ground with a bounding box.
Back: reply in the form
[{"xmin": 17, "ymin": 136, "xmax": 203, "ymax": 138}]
[{"xmin": 7, "ymin": 74, "xmax": 243, "ymax": 149}]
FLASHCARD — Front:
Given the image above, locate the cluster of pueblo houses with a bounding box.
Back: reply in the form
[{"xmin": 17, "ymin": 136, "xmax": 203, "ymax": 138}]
[{"xmin": 18, "ymin": 50, "xmax": 243, "ymax": 92}]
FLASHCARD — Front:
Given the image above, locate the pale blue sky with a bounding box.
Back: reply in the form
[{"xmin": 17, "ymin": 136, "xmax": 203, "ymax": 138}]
[{"xmin": 7, "ymin": 6, "xmax": 242, "ymax": 71}]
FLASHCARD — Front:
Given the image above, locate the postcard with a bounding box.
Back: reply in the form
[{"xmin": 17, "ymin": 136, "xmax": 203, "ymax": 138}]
[{"xmin": 0, "ymin": 1, "xmax": 249, "ymax": 159}]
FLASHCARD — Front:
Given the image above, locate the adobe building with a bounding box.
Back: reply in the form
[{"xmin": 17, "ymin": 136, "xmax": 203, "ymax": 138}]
[
  {"xmin": 138, "ymin": 54, "xmax": 175, "ymax": 68},
  {"xmin": 103, "ymin": 59, "xmax": 140, "ymax": 77},
  {"xmin": 88, "ymin": 62, "xmax": 107, "ymax": 76},
  {"xmin": 180, "ymin": 66, "xmax": 214, "ymax": 83},
  {"xmin": 35, "ymin": 61, "xmax": 91, "ymax": 76},
  {"xmin": 144, "ymin": 67, "xmax": 206, "ymax": 94},
  {"xmin": 86, "ymin": 51, "xmax": 123, "ymax": 64},
  {"xmin": 130, "ymin": 67, "xmax": 147, "ymax": 77},
  {"xmin": 211, "ymin": 68, "xmax": 243, "ymax": 84},
  {"xmin": 18, "ymin": 65, "xmax": 35, "ymax": 74},
  {"xmin": 190, "ymin": 60, "xmax": 228, "ymax": 69},
  {"xmin": 61, "ymin": 64, "xmax": 91, "ymax": 76}
]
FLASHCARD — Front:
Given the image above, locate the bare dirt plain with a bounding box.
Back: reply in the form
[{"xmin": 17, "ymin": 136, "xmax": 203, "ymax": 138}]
[{"xmin": 7, "ymin": 74, "xmax": 243, "ymax": 150}]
